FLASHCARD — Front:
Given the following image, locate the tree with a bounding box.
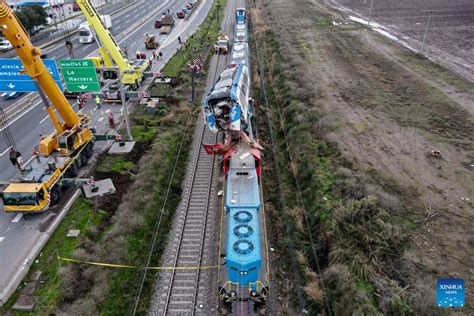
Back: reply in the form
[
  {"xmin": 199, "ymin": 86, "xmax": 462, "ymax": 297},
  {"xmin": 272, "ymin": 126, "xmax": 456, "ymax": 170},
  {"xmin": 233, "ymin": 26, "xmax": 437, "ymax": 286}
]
[{"xmin": 15, "ymin": 5, "xmax": 47, "ymax": 34}]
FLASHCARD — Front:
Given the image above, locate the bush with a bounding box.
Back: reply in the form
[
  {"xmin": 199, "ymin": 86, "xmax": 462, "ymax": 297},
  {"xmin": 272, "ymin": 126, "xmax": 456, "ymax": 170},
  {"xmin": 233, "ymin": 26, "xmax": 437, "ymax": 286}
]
[
  {"xmin": 322, "ymin": 264, "xmax": 381, "ymax": 315},
  {"xmin": 329, "ymin": 196, "xmax": 404, "ymax": 280}
]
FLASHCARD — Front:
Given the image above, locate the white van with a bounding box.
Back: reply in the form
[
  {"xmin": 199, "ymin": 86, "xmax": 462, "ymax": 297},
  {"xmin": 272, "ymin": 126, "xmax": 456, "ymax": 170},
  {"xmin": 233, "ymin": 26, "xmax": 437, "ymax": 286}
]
[
  {"xmin": 78, "ymin": 23, "xmax": 94, "ymax": 44},
  {"xmin": 78, "ymin": 15, "xmax": 112, "ymax": 44}
]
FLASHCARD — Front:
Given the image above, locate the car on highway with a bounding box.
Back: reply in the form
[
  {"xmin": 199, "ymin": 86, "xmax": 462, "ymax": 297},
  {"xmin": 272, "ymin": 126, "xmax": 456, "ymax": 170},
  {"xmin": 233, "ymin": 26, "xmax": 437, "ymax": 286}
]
[
  {"xmin": 73, "ymin": 3, "xmax": 81, "ymax": 11},
  {"xmin": 182, "ymin": 8, "xmax": 189, "ymax": 14},
  {"xmin": 186, "ymin": 3, "xmax": 193, "ymax": 10},
  {"xmin": 2, "ymin": 91, "xmax": 24, "ymax": 100},
  {"xmin": 0, "ymin": 40, "xmax": 13, "ymax": 51},
  {"xmin": 177, "ymin": 11, "xmax": 185, "ymax": 19},
  {"xmin": 155, "ymin": 20, "xmax": 163, "ymax": 28}
]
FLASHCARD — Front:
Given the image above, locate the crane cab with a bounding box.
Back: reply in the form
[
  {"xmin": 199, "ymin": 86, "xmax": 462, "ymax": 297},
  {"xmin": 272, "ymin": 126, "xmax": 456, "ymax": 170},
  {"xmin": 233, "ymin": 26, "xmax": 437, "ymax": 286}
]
[
  {"xmin": 1, "ymin": 183, "xmax": 50, "ymax": 213},
  {"xmin": 57, "ymin": 128, "xmax": 93, "ymax": 156}
]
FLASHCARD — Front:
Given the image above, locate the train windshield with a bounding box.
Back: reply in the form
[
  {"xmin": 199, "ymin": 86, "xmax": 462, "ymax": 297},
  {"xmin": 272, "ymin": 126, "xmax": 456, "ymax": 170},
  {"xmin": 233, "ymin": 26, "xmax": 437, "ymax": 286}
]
[{"xmin": 2, "ymin": 192, "xmax": 38, "ymax": 206}]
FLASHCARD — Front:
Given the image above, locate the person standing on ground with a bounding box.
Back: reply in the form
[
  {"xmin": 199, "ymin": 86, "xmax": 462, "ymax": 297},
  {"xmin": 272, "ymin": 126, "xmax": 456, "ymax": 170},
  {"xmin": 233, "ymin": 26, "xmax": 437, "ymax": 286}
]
[
  {"xmin": 95, "ymin": 95, "xmax": 101, "ymax": 109},
  {"xmin": 178, "ymin": 36, "xmax": 182, "ymax": 45},
  {"xmin": 108, "ymin": 111, "xmax": 115, "ymax": 129},
  {"xmin": 152, "ymin": 50, "xmax": 156, "ymax": 59},
  {"xmin": 158, "ymin": 51, "xmax": 163, "ymax": 60}
]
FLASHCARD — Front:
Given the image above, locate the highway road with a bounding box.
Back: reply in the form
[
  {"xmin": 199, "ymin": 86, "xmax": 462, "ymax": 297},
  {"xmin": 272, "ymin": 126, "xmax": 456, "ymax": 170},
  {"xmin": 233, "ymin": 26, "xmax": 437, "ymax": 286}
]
[{"xmin": 0, "ymin": 0, "xmax": 214, "ymax": 305}]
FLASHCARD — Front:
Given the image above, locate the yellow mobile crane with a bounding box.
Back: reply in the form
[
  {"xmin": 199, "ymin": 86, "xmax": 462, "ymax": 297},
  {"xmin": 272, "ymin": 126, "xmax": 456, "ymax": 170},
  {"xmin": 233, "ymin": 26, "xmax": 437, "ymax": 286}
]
[
  {"xmin": 77, "ymin": 0, "xmax": 151, "ymax": 89},
  {"xmin": 0, "ymin": 1, "xmax": 94, "ymax": 212}
]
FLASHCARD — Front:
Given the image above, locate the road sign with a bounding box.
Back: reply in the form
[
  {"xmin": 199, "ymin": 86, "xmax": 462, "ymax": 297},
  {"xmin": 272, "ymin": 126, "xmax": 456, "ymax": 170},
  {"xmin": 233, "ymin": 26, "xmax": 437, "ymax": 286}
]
[
  {"xmin": 59, "ymin": 59, "xmax": 101, "ymax": 92},
  {"xmin": 0, "ymin": 59, "xmax": 63, "ymax": 92}
]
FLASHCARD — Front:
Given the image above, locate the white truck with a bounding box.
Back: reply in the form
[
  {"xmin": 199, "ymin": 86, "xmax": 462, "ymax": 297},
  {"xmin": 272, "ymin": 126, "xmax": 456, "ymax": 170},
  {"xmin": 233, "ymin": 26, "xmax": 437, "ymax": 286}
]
[{"xmin": 79, "ymin": 15, "xmax": 112, "ymax": 44}]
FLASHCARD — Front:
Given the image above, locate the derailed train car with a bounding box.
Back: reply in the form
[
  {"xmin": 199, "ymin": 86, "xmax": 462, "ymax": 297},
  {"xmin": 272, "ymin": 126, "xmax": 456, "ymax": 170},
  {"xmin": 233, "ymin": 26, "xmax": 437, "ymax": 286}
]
[{"xmin": 203, "ymin": 63, "xmax": 252, "ymax": 138}]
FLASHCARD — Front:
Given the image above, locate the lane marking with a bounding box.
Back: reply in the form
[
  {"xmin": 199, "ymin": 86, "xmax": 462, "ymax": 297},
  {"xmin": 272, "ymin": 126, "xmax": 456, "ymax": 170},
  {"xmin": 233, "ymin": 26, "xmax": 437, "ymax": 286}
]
[
  {"xmin": 39, "ymin": 115, "xmax": 50, "ymax": 124},
  {"xmin": 0, "ymin": 101, "xmax": 41, "ymax": 132},
  {"xmin": 0, "ymin": 147, "xmax": 10, "ymax": 157},
  {"xmin": 11, "ymin": 214, "xmax": 23, "ymax": 223},
  {"xmin": 0, "ymin": 237, "xmax": 4, "ymax": 243},
  {"xmin": 98, "ymin": 117, "xmax": 104, "ymax": 122}
]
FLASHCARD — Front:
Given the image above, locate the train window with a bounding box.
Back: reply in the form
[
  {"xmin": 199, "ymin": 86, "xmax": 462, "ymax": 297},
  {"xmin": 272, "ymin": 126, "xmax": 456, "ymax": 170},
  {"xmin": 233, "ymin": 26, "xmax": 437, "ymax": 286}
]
[
  {"xmin": 249, "ymin": 267, "xmax": 257, "ymax": 271},
  {"xmin": 231, "ymin": 267, "xmax": 238, "ymax": 271},
  {"xmin": 237, "ymin": 172, "xmax": 249, "ymax": 176}
]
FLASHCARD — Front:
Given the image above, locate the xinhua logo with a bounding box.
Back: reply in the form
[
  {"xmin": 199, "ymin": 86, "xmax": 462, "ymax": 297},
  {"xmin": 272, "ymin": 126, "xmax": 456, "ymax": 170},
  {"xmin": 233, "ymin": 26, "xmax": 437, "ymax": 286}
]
[{"xmin": 437, "ymin": 278, "xmax": 465, "ymax": 307}]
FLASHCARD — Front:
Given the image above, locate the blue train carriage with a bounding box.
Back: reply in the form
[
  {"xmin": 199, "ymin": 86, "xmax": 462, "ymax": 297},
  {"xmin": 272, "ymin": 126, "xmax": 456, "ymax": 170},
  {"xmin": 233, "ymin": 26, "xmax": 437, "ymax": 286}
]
[
  {"xmin": 218, "ymin": 146, "xmax": 269, "ymax": 314},
  {"xmin": 204, "ymin": 64, "xmax": 251, "ymax": 138},
  {"xmin": 236, "ymin": 8, "xmax": 247, "ymax": 24}
]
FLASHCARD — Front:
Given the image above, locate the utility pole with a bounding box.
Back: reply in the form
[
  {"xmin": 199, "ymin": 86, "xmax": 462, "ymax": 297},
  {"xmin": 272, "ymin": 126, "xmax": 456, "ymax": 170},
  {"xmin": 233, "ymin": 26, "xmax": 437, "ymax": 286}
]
[
  {"xmin": 115, "ymin": 69, "xmax": 133, "ymax": 140},
  {"xmin": 368, "ymin": 0, "xmax": 374, "ymax": 26},
  {"xmin": 188, "ymin": 48, "xmax": 202, "ymax": 104},
  {"xmin": 191, "ymin": 67, "xmax": 195, "ymax": 103},
  {"xmin": 421, "ymin": 11, "xmax": 432, "ymax": 54},
  {"xmin": 101, "ymin": 67, "xmax": 133, "ymax": 140}
]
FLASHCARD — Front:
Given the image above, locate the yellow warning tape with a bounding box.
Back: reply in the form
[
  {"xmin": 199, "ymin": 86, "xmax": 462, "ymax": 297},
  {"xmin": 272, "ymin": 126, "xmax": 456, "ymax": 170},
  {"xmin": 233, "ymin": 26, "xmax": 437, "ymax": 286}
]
[{"xmin": 57, "ymin": 256, "xmax": 218, "ymax": 270}]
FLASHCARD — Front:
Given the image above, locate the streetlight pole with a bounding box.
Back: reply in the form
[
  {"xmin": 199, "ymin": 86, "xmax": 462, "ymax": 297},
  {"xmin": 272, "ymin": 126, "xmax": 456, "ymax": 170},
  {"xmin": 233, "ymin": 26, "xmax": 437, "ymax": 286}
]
[
  {"xmin": 368, "ymin": 0, "xmax": 374, "ymax": 26},
  {"xmin": 421, "ymin": 12, "xmax": 432, "ymax": 54}
]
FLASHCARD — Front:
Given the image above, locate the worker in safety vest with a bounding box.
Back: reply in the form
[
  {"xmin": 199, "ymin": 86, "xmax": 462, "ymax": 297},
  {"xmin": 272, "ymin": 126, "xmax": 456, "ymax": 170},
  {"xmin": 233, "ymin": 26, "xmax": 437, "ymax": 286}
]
[{"xmin": 95, "ymin": 95, "xmax": 101, "ymax": 109}]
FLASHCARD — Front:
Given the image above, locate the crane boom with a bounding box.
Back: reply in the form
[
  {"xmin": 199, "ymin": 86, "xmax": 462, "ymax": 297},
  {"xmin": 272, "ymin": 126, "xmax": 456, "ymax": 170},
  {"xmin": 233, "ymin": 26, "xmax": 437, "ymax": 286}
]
[
  {"xmin": 77, "ymin": 0, "xmax": 149, "ymax": 87},
  {"xmin": 78, "ymin": 0, "xmax": 128, "ymax": 70},
  {"xmin": 0, "ymin": 2, "xmax": 80, "ymax": 130}
]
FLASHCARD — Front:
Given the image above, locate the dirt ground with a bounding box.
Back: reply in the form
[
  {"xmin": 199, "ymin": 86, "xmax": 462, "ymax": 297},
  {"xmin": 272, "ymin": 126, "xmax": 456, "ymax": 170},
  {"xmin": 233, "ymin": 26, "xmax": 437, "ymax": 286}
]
[
  {"xmin": 328, "ymin": 0, "xmax": 474, "ymax": 82},
  {"xmin": 256, "ymin": 0, "xmax": 473, "ymax": 313}
]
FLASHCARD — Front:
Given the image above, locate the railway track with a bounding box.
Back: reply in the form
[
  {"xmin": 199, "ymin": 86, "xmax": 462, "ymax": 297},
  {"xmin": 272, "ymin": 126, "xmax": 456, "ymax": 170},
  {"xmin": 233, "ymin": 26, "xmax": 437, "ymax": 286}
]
[
  {"xmin": 150, "ymin": 53, "xmax": 227, "ymax": 314},
  {"xmin": 157, "ymin": 117, "xmax": 219, "ymax": 314}
]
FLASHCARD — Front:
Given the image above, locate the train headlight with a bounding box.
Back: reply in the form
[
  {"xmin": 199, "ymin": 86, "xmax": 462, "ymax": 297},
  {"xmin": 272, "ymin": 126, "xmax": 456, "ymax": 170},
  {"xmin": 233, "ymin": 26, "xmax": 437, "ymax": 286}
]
[
  {"xmin": 251, "ymin": 291, "xmax": 257, "ymax": 297},
  {"xmin": 239, "ymin": 271, "xmax": 248, "ymax": 275},
  {"xmin": 230, "ymin": 291, "xmax": 237, "ymax": 298}
]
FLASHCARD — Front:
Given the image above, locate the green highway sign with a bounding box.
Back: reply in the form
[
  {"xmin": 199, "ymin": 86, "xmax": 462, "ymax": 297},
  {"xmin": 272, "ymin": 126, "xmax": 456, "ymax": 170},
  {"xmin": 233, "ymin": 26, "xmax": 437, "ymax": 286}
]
[{"xmin": 59, "ymin": 59, "xmax": 100, "ymax": 92}]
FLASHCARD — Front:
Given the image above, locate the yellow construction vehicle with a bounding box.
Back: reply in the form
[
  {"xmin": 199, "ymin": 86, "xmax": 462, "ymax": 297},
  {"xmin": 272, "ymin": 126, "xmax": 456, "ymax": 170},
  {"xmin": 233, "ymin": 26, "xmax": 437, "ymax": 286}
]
[
  {"xmin": 77, "ymin": 0, "xmax": 151, "ymax": 89},
  {"xmin": 0, "ymin": 1, "xmax": 94, "ymax": 213}
]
